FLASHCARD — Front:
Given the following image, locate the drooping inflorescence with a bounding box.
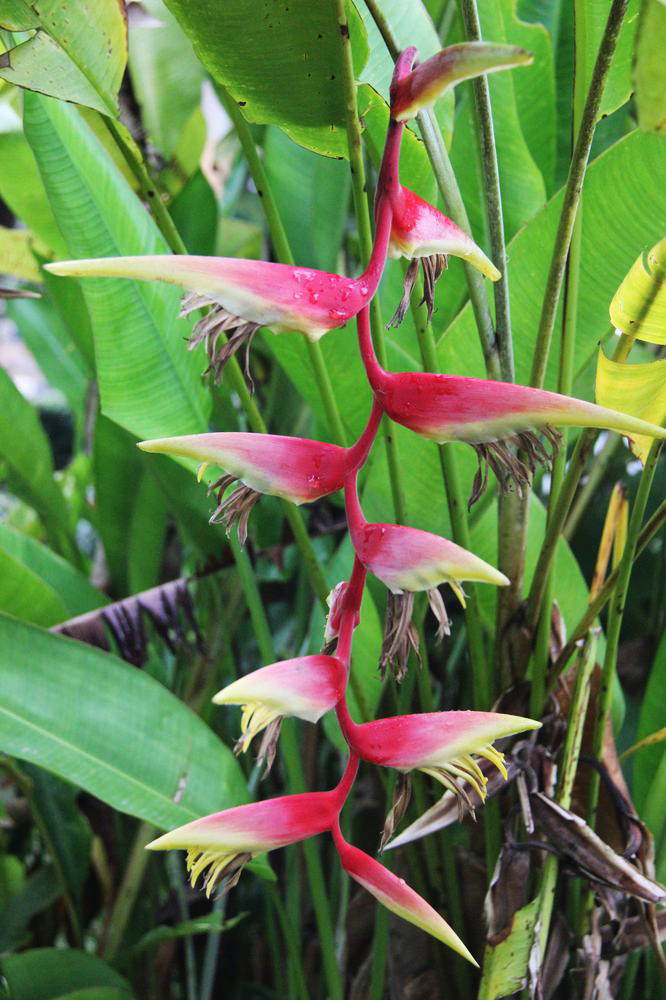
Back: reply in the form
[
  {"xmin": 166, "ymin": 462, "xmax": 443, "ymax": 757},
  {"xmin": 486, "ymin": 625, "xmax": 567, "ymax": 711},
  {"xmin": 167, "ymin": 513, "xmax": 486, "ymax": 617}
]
[{"xmin": 45, "ymin": 42, "xmax": 666, "ymax": 962}]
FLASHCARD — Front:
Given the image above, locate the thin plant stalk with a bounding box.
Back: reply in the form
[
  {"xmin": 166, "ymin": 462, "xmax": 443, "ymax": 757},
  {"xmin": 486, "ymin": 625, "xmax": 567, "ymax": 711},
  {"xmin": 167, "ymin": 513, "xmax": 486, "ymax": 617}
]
[
  {"xmin": 216, "ymin": 85, "xmax": 347, "ymax": 448},
  {"xmin": 458, "ymin": 0, "xmax": 514, "ymax": 383},
  {"xmin": 335, "ymin": 0, "xmax": 406, "ymax": 524},
  {"xmin": 407, "ymin": 273, "xmax": 489, "ymax": 707},
  {"xmin": 564, "ymin": 433, "xmax": 621, "ymax": 540},
  {"xmin": 101, "ymin": 820, "xmax": 156, "ymax": 963},
  {"xmin": 529, "ymin": 0, "xmax": 629, "ymax": 390},
  {"xmin": 227, "ymin": 533, "xmax": 343, "ymax": 1000},
  {"xmin": 586, "ymin": 438, "xmax": 664, "ymax": 829},
  {"xmin": 363, "ymin": 0, "xmax": 501, "ymax": 380},
  {"xmin": 530, "ymin": 207, "xmax": 584, "ymax": 717},
  {"xmin": 548, "ymin": 496, "xmax": 666, "ymax": 693},
  {"xmin": 535, "ymin": 631, "xmax": 598, "ymax": 959}
]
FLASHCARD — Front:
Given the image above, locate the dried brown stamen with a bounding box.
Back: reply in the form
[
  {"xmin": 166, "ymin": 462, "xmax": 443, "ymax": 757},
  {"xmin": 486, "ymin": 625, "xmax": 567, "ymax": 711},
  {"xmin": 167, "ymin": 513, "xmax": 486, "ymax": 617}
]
[
  {"xmin": 205, "ymin": 851, "xmax": 253, "ymax": 896},
  {"xmin": 208, "ymin": 473, "xmax": 261, "ymax": 546},
  {"xmin": 388, "ymin": 258, "xmax": 419, "ymax": 328},
  {"xmin": 468, "ymin": 425, "xmax": 562, "ymax": 510},
  {"xmin": 255, "ymin": 717, "xmax": 282, "ymax": 779},
  {"xmin": 388, "ymin": 254, "xmax": 448, "ymax": 329},
  {"xmin": 181, "ymin": 292, "xmax": 260, "ymax": 386},
  {"xmin": 380, "ymin": 772, "xmax": 412, "ymax": 852},
  {"xmin": 380, "ymin": 592, "xmax": 420, "ymax": 682}
]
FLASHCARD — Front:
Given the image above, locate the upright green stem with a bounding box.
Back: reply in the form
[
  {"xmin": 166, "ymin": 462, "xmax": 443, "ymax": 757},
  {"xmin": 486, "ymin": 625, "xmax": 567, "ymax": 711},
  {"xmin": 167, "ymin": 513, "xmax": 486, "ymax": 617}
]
[
  {"xmin": 216, "ymin": 86, "xmax": 347, "ymax": 448},
  {"xmin": 458, "ymin": 0, "xmax": 514, "ymax": 383},
  {"xmin": 101, "ymin": 820, "xmax": 156, "ymax": 962},
  {"xmin": 529, "ymin": 0, "xmax": 629, "ymax": 389},
  {"xmin": 335, "ymin": 0, "xmax": 406, "ymax": 523},
  {"xmin": 362, "ymin": 0, "xmax": 501, "ymax": 379},
  {"xmin": 227, "ymin": 534, "xmax": 342, "ymax": 999},
  {"xmin": 586, "ymin": 439, "xmax": 664, "ymax": 828},
  {"xmin": 548, "ymin": 496, "xmax": 666, "ymax": 691},
  {"xmin": 535, "ymin": 631, "xmax": 597, "ymax": 958},
  {"xmin": 564, "ymin": 433, "xmax": 621, "ymax": 540},
  {"xmin": 530, "ymin": 205, "xmax": 583, "ymax": 717}
]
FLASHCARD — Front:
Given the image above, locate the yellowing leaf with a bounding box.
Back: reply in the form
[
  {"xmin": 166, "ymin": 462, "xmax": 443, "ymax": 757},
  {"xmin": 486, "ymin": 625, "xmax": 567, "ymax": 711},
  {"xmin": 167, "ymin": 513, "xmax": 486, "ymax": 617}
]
[
  {"xmin": 609, "ymin": 237, "xmax": 666, "ymax": 343},
  {"xmin": 596, "ymin": 349, "xmax": 666, "ymax": 462},
  {"xmin": 0, "ymin": 226, "xmax": 42, "ymax": 282}
]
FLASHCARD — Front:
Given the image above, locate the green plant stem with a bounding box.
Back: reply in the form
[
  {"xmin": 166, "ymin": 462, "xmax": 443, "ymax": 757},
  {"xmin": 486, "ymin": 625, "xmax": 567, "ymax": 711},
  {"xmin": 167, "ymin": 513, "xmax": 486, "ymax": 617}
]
[
  {"xmin": 101, "ymin": 819, "xmax": 156, "ymax": 963},
  {"xmin": 564, "ymin": 432, "xmax": 621, "ymax": 541},
  {"xmin": 216, "ymin": 86, "xmax": 347, "ymax": 448},
  {"xmin": 106, "ymin": 118, "xmax": 188, "ymax": 256},
  {"xmin": 531, "ymin": 206, "xmax": 583, "ymax": 717},
  {"xmin": 227, "ymin": 536, "xmax": 342, "ymax": 999},
  {"xmin": 458, "ymin": 0, "xmax": 514, "ymax": 383},
  {"xmin": 109, "ymin": 103, "xmax": 329, "ymax": 607},
  {"xmin": 362, "ymin": 0, "xmax": 501, "ymax": 380},
  {"xmin": 586, "ymin": 439, "xmax": 664, "ymax": 829},
  {"xmin": 336, "ymin": 0, "xmax": 405, "ymax": 523},
  {"xmin": 548, "ymin": 495, "xmax": 666, "ymax": 693},
  {"xmin": 166, "ymin": 851, "xmax": 198, "ymax": 1000},
  {"xmin": 267, "ymin": 883, "xmax": 310, "ymax": 1000},
  {"xmin": 535, "ymin": 631, "xmax": 597, "ymax": 959},
  {"xmin": 529, "ymin": 0, "xmax": 629, "ymax": 390},
  {"xmin": 408, "ymin": 279, "xmax": 489, "ymax": 706}
]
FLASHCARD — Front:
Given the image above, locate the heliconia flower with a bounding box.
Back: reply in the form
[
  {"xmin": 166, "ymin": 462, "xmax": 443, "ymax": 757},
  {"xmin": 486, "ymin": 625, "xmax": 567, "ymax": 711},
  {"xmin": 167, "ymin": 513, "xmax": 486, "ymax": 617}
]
[
  {"xmin": 357, "ymin": 307, "xmax": 666, "ymax": 505},
  {"xmin": 390, "ymin": 42, "xmax": 533, "ymax": 122},
  {"xmin": 139, "ymin": 404, "xmax": 383, "ymax": 544},
  {"xmin": 345, "ymin": 472, "xmax": 508, "ymax": 679},
  {"xmin": 387, "ymin": 185, "xmax": 499, "ymax": 326},
  {"xmin": 139, "ymin": 432, "xmax": 349, "ymax": 543},
  {"xmin": 339, "ymin": 707, "xmax": 539, "ymax": 840},
  {"xmin": 212, "ymin": 655, "xmax": 346, "ymax": 773},
  {"xmin": 332, "ymin": 823, "xmax": 476, "ymax": 963},
  {"xmin": 146, "ymin": 791, "xmax": 341, "ymax": 897}
]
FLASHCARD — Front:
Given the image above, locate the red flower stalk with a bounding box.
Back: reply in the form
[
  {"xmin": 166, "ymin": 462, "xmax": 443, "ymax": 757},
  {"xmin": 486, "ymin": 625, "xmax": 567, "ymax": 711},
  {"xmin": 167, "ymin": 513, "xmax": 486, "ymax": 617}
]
[{"xmin": 358, "ymin": 307, "xmax": 666, "ymax": 504}]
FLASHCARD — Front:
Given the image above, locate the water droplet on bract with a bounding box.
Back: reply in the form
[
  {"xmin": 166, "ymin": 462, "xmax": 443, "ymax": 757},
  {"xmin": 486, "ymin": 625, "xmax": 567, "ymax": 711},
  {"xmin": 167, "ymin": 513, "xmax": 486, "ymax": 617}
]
[
  {"xmin": 307, "ymin": 474, "xmax": 320, "ymax": 485},
  {"xmin": 399, "ymin": 878, "xmax": 406, "ymax": 885},
  {"xmin": 328, "ymin": 308, "xmax": 347, "ymax": 321},
  {"xmin": 341, "ymin": 288, "xmax": 350, "ymax": 302},
  {"xmin": 309, "ymin": 291, "xmax": 320, "ymax": 303},
  {"xmin": 293, "ymin": 290, "xmax": 304, "ymax": 300},
  {"xmin": 360, "ymin": 284, "xmax": 369, "ymax": 296}
]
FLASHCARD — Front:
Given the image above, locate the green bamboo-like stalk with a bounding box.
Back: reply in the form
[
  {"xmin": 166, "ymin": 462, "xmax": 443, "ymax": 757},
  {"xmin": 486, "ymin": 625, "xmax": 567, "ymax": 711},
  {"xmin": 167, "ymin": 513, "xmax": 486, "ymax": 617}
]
[
  {"xmin": 458, "ymin": 0, "xmax": 514, "ymax": 383},
  {"xmin": 216, "ymin": 86, "xmax": 347, "ymax": 449},
  {"xmin": 586, "ymin": 438, "xmax": 664, "ymax": 829},
  {"xmin": 547, "ymin": 496, "xmax": 666, "ymax": 693},
  {"xmin": 534, "ymin": 631, "xmax": 598, "ymax": 960},
  {"xmin": 106, "ymin": 106, "xmax": 330, "ymax": 607},
  {"xmin": 362, "ymin": 0, "xmax": 501, "ymax": 381},
  {"xmin": 335, "ymin": 0, "xmax": 406, "ymax": 524},
  {"xmin": 227, "ymin": 533, "xmax": 343, "ymax": 999},
  {"xmin": 529, "ymin": 0, "xmax": 629, "ymax": 389}
]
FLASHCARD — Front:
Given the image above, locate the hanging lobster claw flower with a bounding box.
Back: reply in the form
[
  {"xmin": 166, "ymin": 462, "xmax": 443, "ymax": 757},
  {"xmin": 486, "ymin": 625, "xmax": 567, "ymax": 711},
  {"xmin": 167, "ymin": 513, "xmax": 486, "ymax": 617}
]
[
  {"xmin": 44, "ymin": 250, "xmax": 385, "ymax": 381},
  {"xmin": 139, "ymin": 432, "xmax": 351, "ymax": 543},
  {"xmin": 213, "ymin": 656, "xmax": 346, "ymax": 774},
  {"xmin": 333, "ymin": 826, "xmax": 476, "ymax": 963},
  {"xmin": 387, "ymin": 185, "xmax": 499, "ymax": 326},
  {"xmin": 390, "ymin": 42, "xmax": 533, "ymax": 121},
  {"xmin": 341, "ymin": 710, "xmax": 539, "ymax": 841},
  {"xmin": 357, "ymin": 307, "xmax": 666, "ymax": 505},
  {"xmin": 147, "ymin": 791, "xmax": 340, "ymax": 898},
  {"xmin": 345, "ymin": 473, "xmax": 508, "ymax": 679}
]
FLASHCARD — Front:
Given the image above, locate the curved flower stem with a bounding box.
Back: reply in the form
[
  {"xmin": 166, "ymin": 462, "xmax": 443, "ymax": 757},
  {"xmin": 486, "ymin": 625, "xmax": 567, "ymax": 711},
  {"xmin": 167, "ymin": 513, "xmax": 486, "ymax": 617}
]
[
  {"xmin": 216, "ymin": 85, "xmax": 347, "ymax": 448},
  {"xmin": 529, "ymin": 0, "xmax": 629, "ymax": 390},
  {"xmin": 586, "ymin": 438, "xmax": 664, "ymax": 828},
  {"xmin": 458, "ymin": 0, "xmax": 514, "ymax": 383},
  {"xmin": 335, "ymin": 0, "xmax": 406, "ymax": 524},
  {"xmin": 363, "ymin": 0, "xmax": 501, "ymax": 381}
]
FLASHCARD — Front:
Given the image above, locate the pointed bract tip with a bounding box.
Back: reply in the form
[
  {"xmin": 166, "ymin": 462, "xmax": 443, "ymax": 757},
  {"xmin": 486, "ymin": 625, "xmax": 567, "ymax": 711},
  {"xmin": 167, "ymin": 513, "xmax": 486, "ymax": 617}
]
[{"xmin": 391, "ymin": 42, "xmax": 534, "ymax": 121}]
